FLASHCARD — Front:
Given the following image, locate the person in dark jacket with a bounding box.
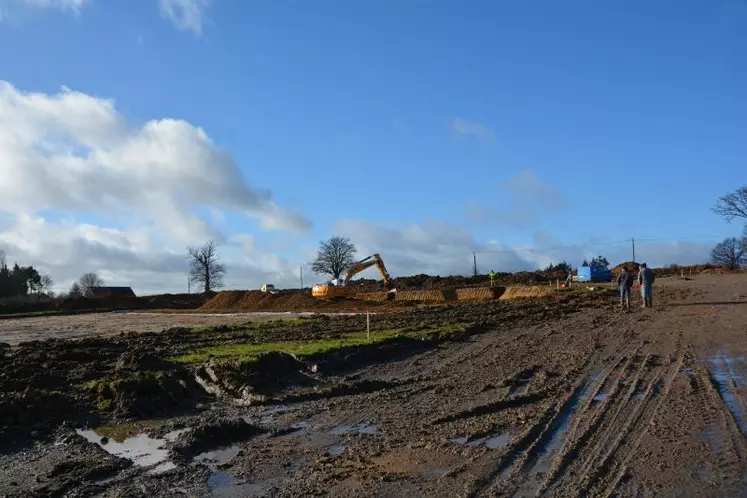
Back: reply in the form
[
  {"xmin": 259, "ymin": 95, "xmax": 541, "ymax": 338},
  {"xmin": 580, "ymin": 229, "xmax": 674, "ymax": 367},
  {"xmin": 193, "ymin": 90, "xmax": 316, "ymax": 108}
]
[
  {"xmin": 637, "ymin": 262, "xmax": 655, "ymax": 308},
  {"xmin": 616, "ymin": 266, "xmax": 633, "ymax": 308}
]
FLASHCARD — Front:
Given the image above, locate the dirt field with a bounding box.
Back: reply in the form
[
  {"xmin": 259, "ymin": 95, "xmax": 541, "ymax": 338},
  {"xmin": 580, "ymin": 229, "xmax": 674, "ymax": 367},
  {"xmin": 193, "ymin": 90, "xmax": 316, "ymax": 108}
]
[
  {"xmin": 0, "ymin": 311, "xmax": 350, "ymax": 346},
  {"xmin": 0, "ymin": 274, "xmax": 745, "ymax": 497}
]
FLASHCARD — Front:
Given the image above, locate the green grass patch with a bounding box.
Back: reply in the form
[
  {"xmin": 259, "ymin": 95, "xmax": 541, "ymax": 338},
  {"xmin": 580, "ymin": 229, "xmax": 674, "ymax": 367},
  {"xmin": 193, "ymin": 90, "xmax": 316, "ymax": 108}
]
[
  {"xmin": 170, "ymin": 322, "xmax": 471, "ymax": 364},
  {"xmin": 187, "ymin": 317, "xmax": 303, "ymax": 334}
]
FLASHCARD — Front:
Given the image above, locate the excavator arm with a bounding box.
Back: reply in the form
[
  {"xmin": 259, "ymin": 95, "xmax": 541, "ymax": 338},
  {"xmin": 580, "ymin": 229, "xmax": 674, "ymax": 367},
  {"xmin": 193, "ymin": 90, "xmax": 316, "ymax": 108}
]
[{"xmin": 344, "ymin": 254, "xmax": 394, "ymax": 289}]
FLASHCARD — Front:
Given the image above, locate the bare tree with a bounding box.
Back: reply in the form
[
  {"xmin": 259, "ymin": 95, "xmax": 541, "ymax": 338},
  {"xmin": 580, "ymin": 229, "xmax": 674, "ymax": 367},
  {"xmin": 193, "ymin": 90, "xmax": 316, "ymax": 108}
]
[
  {"xmin": 311, "ymin": 236, "xmax": 357, "ymax": 280},
  {"xmin": 69, "ymin": 282, "xmax": 83, "ymax": 298},
  {"xmin": 188, "ymin": 240, "xmax": 226, "ymax": 293},
  {"xmin": 78, "ymin": 272, "xmax": 104, "ymax": 297},
  {"xmin": 40, "ymin": 275, "xmax": 54, "ymax": 296},
  {"xmin": 713, "ymin": 186, "xmax": 747, "ymax": 222},
  {"xmin": 711, "ymin": 237, "xmax": 746, "ymax": 270}
]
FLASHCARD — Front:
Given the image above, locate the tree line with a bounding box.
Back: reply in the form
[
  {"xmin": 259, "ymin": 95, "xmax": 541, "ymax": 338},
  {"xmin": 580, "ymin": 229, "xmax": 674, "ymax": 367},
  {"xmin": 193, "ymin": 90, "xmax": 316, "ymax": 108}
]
[{"xmin": 0, "ymin": 251, "xmax": 53, "ymax": 299}]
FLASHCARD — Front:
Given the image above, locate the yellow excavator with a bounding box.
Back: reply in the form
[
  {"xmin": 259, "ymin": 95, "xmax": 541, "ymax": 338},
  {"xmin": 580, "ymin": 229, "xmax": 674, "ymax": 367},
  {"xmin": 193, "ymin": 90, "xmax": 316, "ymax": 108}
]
[{"xmin": 312, "ymin": 253, "xmax": 396, "ymax": 299}]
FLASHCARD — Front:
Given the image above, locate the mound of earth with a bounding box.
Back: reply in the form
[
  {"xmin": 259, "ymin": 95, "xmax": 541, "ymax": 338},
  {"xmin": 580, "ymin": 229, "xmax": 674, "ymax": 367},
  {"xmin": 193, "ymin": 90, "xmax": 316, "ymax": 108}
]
[{"xmin": 170, "ymin": 417, "xmax": 264, "ymax": 460}]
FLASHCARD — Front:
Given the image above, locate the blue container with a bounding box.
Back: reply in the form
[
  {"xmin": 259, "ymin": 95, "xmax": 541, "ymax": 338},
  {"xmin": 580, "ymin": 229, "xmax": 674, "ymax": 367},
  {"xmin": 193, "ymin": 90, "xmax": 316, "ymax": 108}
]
[{"xmin": 576, "ymin": 266, "xmax": 612, "ymax": 283}]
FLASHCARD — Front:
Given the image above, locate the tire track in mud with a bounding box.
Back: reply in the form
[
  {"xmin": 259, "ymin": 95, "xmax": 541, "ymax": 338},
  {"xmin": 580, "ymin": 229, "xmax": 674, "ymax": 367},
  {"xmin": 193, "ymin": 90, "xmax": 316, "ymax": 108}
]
[
  {"xmin": 501, "ymin": 342, "xmax": 645, "ymax": 496},
  {"xmin": 688, "ymin": 357, "xmax": 747, "ymax": 493},
  {"xmin": 550, "ymin": 353, "xmax": 678, "ymax": 496},
  {"xmin": 566, "ymin": 352, "xmax": 652, "ymax": 486},
  {"xmin": 540, "ymin": 351, "xmax": 650, "ymax": 494},
  {"xmin": 456, "ymin": 325, "xmax": 630, "ymax": 497},
  {"xmin": 595, "ymin": 354, "xmax": 684, "ymax": 497}
]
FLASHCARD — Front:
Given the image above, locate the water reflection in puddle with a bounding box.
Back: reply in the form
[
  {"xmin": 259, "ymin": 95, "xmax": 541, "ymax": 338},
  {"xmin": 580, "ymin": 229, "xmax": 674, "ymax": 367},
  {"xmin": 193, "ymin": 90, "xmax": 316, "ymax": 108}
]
[
  {"xmin": 450, "ymin": 431, "xmax": 514, "ymax": 450},
  {"xmin": 708, "ymin": 353, "xmax": 746, "ymax": 436},
  {"xmin": 330, "ymin": 423, "xmax": 374, "ymax": 435},
  {"xmin": 76, "ymin": 426, "xmax": 188, "ymax": 470},
  {"xmin": 194, "ymin": 445, "xmax": 241, "ymax": 465},
  {"xmin": 327, "ymin": 444, "xmax": 346, "ymax": 456}
]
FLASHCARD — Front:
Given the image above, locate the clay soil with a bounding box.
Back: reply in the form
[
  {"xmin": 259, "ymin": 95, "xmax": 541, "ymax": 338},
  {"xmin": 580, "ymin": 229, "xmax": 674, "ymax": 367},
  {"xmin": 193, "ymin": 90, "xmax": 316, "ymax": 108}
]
[{"xmin": 0, "ymin": 274, "xmax": 746, "ymax": 497}]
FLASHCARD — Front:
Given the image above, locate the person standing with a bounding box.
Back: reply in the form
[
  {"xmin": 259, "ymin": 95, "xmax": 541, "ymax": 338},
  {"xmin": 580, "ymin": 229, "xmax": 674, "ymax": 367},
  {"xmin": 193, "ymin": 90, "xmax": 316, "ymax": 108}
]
[
  {"xmin": 637, "ymin": 263, "xmax": 655, "ymax": 308},
  {"xmin": 489, "ymin": 270, "xmax": 496, "ymax": 288},
  {"xmin": 616, "ymin": 266, "xmax": 633, "ymax": 308}
]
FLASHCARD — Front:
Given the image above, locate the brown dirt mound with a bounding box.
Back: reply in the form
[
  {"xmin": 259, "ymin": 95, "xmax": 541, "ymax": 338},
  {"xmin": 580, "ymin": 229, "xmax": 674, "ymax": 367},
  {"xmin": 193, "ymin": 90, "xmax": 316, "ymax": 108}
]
[
  {"xmin": 612, "ymin": 261, "xmax": 640, "ymax": 273},
  {"xmin": 456, "ymin": 287, "xmax": 505, "ymax": 301},
  {"xmin": 394, "ymin": 290, "xmax": 446, "ymax": 302},
  {"xmin": 356, "ymin": 292, "xmax": 389, "ymax": 302},
  {"xmin": 200, "ymin": 290, "xmax": 323, "ymax": 311},
  {"xmin": 499, "ymin": 285, "xmax": 556, "ymax": 300}
]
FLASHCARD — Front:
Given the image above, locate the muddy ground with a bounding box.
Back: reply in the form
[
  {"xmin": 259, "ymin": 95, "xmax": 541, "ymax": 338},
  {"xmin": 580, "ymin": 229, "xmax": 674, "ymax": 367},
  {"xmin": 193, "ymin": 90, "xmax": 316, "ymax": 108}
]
[
  {"xmin": 0, "ymin": 274, "xmax": 745, "ymax": 497},
  {"xmin": 0, "ymin": 312, "xmax": 345, "ymax": 346}
]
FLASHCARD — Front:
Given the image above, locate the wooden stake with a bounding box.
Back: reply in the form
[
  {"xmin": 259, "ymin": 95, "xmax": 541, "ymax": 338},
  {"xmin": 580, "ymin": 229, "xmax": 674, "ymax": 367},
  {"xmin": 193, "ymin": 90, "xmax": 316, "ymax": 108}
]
[{"xmin": 366, "ymin": 311, "xmax": 371, "ymax": 342}]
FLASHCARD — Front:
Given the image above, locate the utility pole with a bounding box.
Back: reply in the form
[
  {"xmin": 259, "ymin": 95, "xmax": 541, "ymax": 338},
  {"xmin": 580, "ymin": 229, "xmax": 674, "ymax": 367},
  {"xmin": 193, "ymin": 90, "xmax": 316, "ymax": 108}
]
[
  {"xmin": 473, "ymin": 251, "xmax": 478, "ymax": 277},
  {"xmin": 187, "ymin": 277, "xmax": 190, "ymax": 294},
  {"xmin": 632, "ymin": 238, "xmax": 636, "ymax": 263},
  {"xmin": 300, "ymin": 266, "xmax": 304, "ymax": 289}
]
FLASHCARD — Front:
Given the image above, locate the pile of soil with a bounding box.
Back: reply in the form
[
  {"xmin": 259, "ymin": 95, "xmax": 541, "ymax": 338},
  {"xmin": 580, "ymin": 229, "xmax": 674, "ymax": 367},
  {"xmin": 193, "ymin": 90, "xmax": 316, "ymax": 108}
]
[
  {"xmin": 199, "ymin": 290, "xmax": 402, "ymax": 312},
  {"xmin": 170, "ymin": 417, "xmax": 264, "ymax": 460},
  {"xmin": 0, "ymin": 293, "xmax": 211, "ymax": 316},
  {"xmin": 200, "ymin": 290, "xmax": 321, "ymax": 311}
]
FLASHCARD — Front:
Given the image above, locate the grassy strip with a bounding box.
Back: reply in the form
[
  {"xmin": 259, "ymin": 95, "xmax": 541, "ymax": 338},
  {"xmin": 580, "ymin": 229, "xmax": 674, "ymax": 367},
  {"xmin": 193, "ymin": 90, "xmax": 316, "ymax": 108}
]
[
  {"xmin": 187, "ymin": 317, "xmax": 303, "ymax": 334},
  {"xmin": 170, "ymin": 323, "xmax": 469, "ymax": 364}
]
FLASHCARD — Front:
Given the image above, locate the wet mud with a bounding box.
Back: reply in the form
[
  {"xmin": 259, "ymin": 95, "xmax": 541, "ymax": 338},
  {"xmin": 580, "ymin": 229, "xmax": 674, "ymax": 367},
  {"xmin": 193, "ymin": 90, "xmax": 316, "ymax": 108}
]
[{"xmin": 1, "ymin": 274, "xmax": 746, "ymax": 496}]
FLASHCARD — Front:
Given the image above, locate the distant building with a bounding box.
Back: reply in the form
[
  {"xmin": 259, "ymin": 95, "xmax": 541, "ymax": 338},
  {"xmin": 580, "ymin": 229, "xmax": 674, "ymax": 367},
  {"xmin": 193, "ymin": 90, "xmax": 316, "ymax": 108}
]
[{"xmin": 92, "ymin": 286, "xmax": 136, "ymax": 298}]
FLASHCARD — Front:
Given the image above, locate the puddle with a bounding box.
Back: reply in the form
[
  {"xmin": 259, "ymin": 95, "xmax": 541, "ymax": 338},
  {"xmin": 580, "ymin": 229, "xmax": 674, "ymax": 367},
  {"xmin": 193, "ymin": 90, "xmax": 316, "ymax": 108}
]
[
  {"xmin": 699, "ymin": 426, "xmax": 725, "ymax": 455},
  {"xmin": 327, "ymin": 444, "xmax": 346, "ymax": 456},
  {"xmin": 290, "ymin": 420, "xmax": 311, "ymax": 430},
  {"xmin": 208, "ymin": 470, "xmax": 236, "ymax": 488},
  {"xmin": 76, "ymin": 426, "xmax": 188, "ymax": 470},
  {"xmin": 423, "ymin": 467, "xmax": 448, "ymax": 478},
  {"xmin": 708, "ymin": 353, "xmax": 746, "ymax": 436},
  {"xmin": 149, "ymin": 461, "xmax": 177, "ymax": 475},
  {"xmin": 451, "ymin": 431, "xmax": 514, "ymax": 450},
  {"xmin": 681, "ymin": 368, "xmax": 694, "ymax": 376},
  {"xmin": 209, "ymin": 473, "xmax": 278, "ymax": 498},
  {"xmin": 245, "ymin": 405, "xmax": 297, "ymax": 425},
  {"xmin": 330, "ymin": 423, "xmax": 374, "ymax": 435},
  {"xmin": 194, "ymin": 445, "xmax": 241, "ymax": 465},
  {"xmin": 592, "ymin": 393, "xmax": 609, "ymax": 403},
  {"xmin": 450, "ymin": 436, "xmax": 469, "ymax": 445},
  {"xmin": 485, "ymin": 432, "xmax": 514, "ymax": 450},
  {"xmin": 633, "ymin": 391, "xmax": 646, "ymax": 401}
]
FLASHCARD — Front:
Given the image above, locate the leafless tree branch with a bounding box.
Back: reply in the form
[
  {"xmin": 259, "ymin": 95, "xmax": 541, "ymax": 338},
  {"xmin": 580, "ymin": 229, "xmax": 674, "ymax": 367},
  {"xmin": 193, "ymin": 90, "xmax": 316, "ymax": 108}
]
[
  {"xmin": 310, "ymin": 236, "xmax": 357, "ymax": 280},
  {"xmin": 188, "ymin": 240, "xmax": 226, "ymax": 293}
]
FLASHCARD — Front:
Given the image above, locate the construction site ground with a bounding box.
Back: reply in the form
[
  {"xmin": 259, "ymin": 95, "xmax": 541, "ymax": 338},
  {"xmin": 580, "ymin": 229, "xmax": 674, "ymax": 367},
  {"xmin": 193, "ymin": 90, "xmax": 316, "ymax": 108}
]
[{"xmin": 0, "ymin": 274, "xmax": 745, "ymax": 497}]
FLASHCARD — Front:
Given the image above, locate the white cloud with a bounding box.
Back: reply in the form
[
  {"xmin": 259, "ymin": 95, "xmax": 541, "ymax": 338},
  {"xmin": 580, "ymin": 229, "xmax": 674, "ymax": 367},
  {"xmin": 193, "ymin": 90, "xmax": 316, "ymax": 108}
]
[
  {"xmin": 507, "ymin": 169, "xmax": 567, "ymax": 211},
  {"xmin": 0, "ymin": 80, "xmax": 311, "ymax": 293},
  {"xmin": 466, "ymin": 169, "xmax": 567, "ymax": 229},
  {"xmin": 158, "ymin": 0, "xmax": 209, "ymax": 35},
  {"xmin": 451, "ymin": 117, "xmax": 494, "ymax": 142},
  {"xmin": 332, "ymin": 220, "xmax": 716, "ymax": 279},
  {"xmin": 0, "ymin": 81, "xmax": 311, "ymax": 242},
  {"xmin": 335, "ymin": 219, "xmax": 535, "ymax": 277},
  {"xmin": 0, "ymin": 214, "xmax": 308, "ymax": 294},
  {"xmin": 0, "ymin": 0, "xmax": 89, "ymax": 19}
]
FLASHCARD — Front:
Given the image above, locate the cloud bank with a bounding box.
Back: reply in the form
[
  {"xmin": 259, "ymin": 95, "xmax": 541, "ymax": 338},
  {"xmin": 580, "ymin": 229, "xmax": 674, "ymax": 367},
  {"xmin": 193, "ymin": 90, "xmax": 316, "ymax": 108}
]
[{"xmin": 0, "ymin": 81, "xmax": 310, "ymax": 293}]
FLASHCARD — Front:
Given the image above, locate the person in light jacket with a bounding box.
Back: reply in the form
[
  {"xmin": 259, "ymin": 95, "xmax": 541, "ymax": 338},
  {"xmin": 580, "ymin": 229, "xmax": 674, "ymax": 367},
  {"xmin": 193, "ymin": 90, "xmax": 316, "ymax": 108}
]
[{"xmin": 637, "ymin": 263, "xmax": 655, "ymax": 308}]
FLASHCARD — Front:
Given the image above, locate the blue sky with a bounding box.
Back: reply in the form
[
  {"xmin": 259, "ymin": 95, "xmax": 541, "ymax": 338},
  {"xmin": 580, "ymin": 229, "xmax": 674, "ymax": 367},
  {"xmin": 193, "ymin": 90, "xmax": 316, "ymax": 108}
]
[{"xmin": 0, "ymin": 0, "xmax": 745, "ymax": 292}]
